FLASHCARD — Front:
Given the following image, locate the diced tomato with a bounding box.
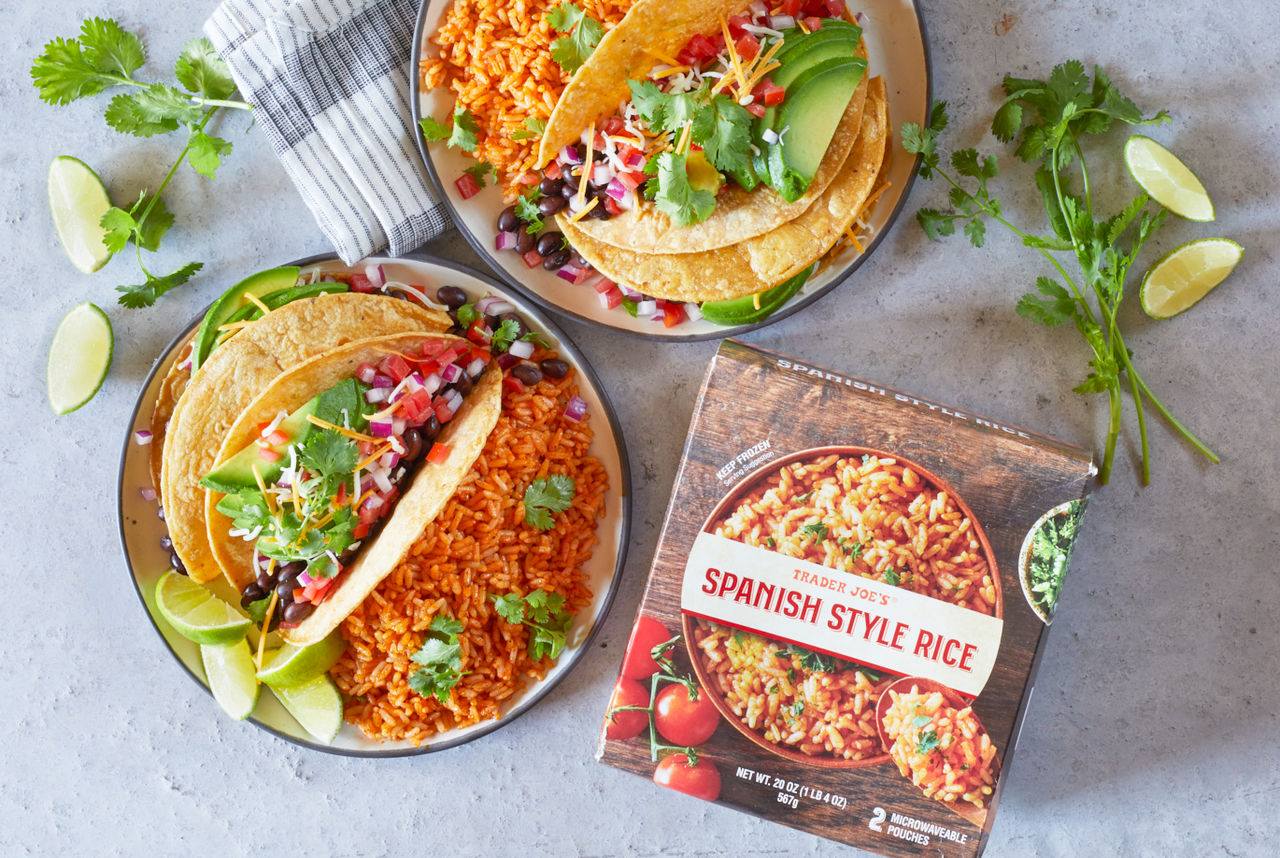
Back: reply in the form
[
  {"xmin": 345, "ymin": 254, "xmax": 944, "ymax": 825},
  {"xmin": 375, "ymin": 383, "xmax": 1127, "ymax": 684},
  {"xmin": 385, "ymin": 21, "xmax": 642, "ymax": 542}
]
[
  {"xmin": 503, "ymin": 376, "xmax": 526, "ymax": 395},
  {"xmin": 782, "ymin": 0, "xmax": 803, "ymax": 17},
  {"xmin": 677, "ymin": 33, "xmax": 719, "ymax": 66},
  {"xmin": 265, "ymin": 429, "xmax": 289, "ymax": 446},
  {"xmin": 727, "ymin": 14, "xmax": 751, "ymax": 39},
  {"xmin": 335, "ymin": 482, "xmax": 348, "ymax": 506},
  {"xmin": 822, "ymin": 0, "xmax": 847, "ymax": 18},
  {"xmin": 379, "ymin": 354, "xmax": 412, "ymax": 383},
  {"xmin": 434, "ymin": 400, "xmax": 454, "ymax": 424},
  {"xmin": 435, "ymin": 346, "xmax": 459, "ymax": 367},
  {"xmin": 545, "ymin": 161, "xmax": 562, "ymax": 180},
  {"xmin": 468, "ymin": 347, "xmax": 491, "ymax": 366},
  {"xmin": 735, "ymin": 33, "xmax": 761, "ymax": 62},
  {"xmin": 358, "ymin": 501, "xmax": 380, "ymax": 526},
  {"xmin": 426, "ymin": 443, "xmax": 451, "ymax": 465},
  {"xmin": 467, "ymin": 317, "xmax": 492, "ymax": 344},
  {"xmin": 349, "ymin": 272, "xmax": 377, "ymax": 293},
  {"xmin": 600, "ymin": 285, "xmax": 624, "ymax": 310},
  {"xmin": 755, "ymin": 77, "xmax": 786, "ymax": 106},
  {"xmin": 709, "ymin": 33, "xmax": 726, "ymax": 53},
  {"xmin": 593, "ymin": 131, "xmax": 608, "ymax": 149},
  {"xmin": 522, "ymin": 249, "xmax": 543, "ymax": 268},
  {"xmin": 601, "ymin": 117, "xmax": 626, "ymax": 136},
  {"xmin": 614, "ymin": 171, "xmax": 645, "ymax": 192},
  {"xmin": 802, "ymin": 15, "xmax": 823, "ymax": 31},
  {"xmin": 591, "ymin": 277, "xmax": 617, "ymax": 295},
  {"xmin": 418, "ymin": 339, "xmax": 449, "ymax": 359},
  {"xmin": 256, "ymin": 420, "xmax": 272, "ymax": 436},
  {"xmin": 401, "ymin": 388, "xmax": 434, "ymax": 422},
  {"xmin": 663, "ymin": 303, "xmax": 686, "ymax": 328},
  {"xmin": 353, "ymin": 522, "xmax": 370, "ymax": 539},
  {"xmin": 516, "ymin": 171, "xmax": 540, "ymax": 186},
  {"xmin": 618, "ymin": 144, "xmax": 641, "ymax": 164},
  {"xmin": 747, "ymin": 102, "xmax": 767, "ymax": 119},
  {"xmin": 257, "ymin": 447, "xmax": 282, "ymax": 463},
  {"xmin": 455, "ymin": 172, "xmax": 481, "ymax": 200},
  {"xmin": 604, "ymin": 196, "xmax": 623, "ymax": 217}
]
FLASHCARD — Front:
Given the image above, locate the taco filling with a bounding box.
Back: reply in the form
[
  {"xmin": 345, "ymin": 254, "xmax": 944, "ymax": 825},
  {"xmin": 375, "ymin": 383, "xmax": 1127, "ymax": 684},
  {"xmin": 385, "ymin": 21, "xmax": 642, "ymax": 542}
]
[{"xmin": 201, "ymin": 339, "xmax": 493, "ymax": 630}]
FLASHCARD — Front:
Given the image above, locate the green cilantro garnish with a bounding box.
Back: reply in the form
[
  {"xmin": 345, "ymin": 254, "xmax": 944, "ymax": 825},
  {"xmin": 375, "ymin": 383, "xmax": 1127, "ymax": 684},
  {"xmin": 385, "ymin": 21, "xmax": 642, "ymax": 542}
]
[
  {"xmin": 649, "ymin": 151, "xmax": 715, "ymax": 227},
  {"xmin": 417, "ymin": 115, "xmax": 451, "ymax": 141},
  {"xmin": 448, "ymin": 107, "xmax": 481, "ymax": 151},
  {"xmin": 627, "ymin": 81, "xmax": 755, "ymax": 191},
  {"xmin": 547, "ymin": 2, "xmax": 604, "ymax": 75},
  {"xmin": 313, "ymin": 377, "xmax": 370, "ymax": 432},
  {"xmin": 523, "ymin": 474, "xmax": 576, "ymax": 530},
  {"xmin": 838, "ymin": 537, "xmax": 865, "ymax": 559},
  {"xmin": 31, "ymin": 20, "xmax": 250, "ymax": 307},
  {"xmin": 455, "ymin": 302, "xmax": 478, "ymax": 326},
  {"xmin": 788, "ymin": 700, "xmax": 805, "ymax": 717},
  {"xmin": 915, "ymin": 729, "xmax": 941, "ymax": 755},
  {"xmin": 884, "ymin": 567, "xmax": 901, "ymax": 586},
  {"xmin": 489, "ymin": 317, "xmax": 522, "ymax": 353},
  {"xmin": 621, "ymin": 298, "xmax": 638, "ymax": 317},
  {"xmin": 903, "ymin": 62, "xmax": 1217, "ymax": 484},
  {"xmin": 764, "ymin": 536, "xmax": 776, "ymax": 548},
  {"xmin": 408, "ymin": 615, "xmax": 468, "ymax": 703},
  {"xmin": 789, "ymin": 644, "xmax": 835, "ymax": 673},
  {"xmin": 299, "ymin": 429, "xmax": 358, "ymax": 480},
  {"xmin": 801, "ymin": 520, "xmax": 828, "ymax": 543},
  {"xmin": 520, "ymin": 331, "xmax": 552, "ymax": 348},
  {"xmin": 511, "ymin": 116, "xmax": 547, "ymax": 141},
  {"xmin": 490, "ymin": 589, "xmax": 574, "ymax": 660},
  {"xmin": 463, "ymin": 160, "xmax": 495, "ymax": 189},
  {"xmin": 514, "ymin": 191, "xmax": 545, "ymax": 234},
  {"xmin": 911, "ymin": 714, "xmax": 933, "ymax": 728}
]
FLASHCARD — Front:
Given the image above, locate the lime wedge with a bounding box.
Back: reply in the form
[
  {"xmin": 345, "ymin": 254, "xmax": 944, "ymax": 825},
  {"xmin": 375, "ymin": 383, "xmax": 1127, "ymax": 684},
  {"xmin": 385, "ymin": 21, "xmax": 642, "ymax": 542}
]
[
  {"xmin": 1124, "ymin": 136, "xmax": 1215, "ymax": 222},
  {"xmin": 47, "ymin": 302, "xmax": 113, "ymax": 414},
  {"xmin": 48, "ymin": 155, "xmax": 115, "ymax": 273},
  {"xmin": 256, "ymin": 631, "xmax": 347, "ymax": 688},
  {"xmin": 272, "ymin": 674, "xmax": 344, "ymax": 743},
  {"xmin": 201, "ymin": 640, "xmax": 260, "ymax": 720},
  {"xmin": 1141, "ymin": 238, "xmax": 1243, "ymax": 319},
  {"xmin": 154, "ymin": 571, "xmax": 252, "ymax": 645}
]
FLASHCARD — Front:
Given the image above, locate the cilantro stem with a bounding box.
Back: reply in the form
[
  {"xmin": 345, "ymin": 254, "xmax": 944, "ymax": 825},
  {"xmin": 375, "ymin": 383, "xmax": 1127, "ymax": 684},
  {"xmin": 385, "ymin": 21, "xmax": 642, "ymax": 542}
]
[
  {"xmin": 135, "ymin": 108, "xmax": 216, "ymax": 228},
  {"xmin": 193, "ymin": 96, "xmax": 251, "ymax": 111}
]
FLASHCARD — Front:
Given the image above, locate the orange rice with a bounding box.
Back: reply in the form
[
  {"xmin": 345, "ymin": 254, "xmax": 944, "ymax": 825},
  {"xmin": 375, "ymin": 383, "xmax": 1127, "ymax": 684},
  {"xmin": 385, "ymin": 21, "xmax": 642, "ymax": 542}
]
[
  {"xmin": 420, "ymin": 0, "xmax": 636, "ymax": 194},
  {"xmin": 331, "ymin": 366, "xmax": 608, "ymax": 743},
  {"xmin": 882, "ymin": 686, "xmax": 998, "ymax": 809}
]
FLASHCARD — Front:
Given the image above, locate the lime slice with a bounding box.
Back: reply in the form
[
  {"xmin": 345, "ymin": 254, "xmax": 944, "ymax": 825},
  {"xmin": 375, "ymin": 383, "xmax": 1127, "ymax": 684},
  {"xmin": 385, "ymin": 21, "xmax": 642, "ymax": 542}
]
[
  {"xmin": 201, "ymin": 640, "xmax": 260, "ymax": 720},
  {"xmin": 47, "ymin": 302, "xmax": 113, "ymax": 414},
  {"xmin": 1141, "ymin": 238, "xmax": 1243, "ymax": 319},
  {"xmin": 154, "ymin": 571, "xmax": 252, "ymax": 645},
  {"xmin": 256, "ymin": 631, "xmax": 347, "ymax": 688},
  {"xmin": 48, "ymin": 155, "xmax": 115, "ymax": 273},
  {"xmin": 272, "ymin": 674, "xmax": 344, "ymax": 743},
  {"xmin": 1124, "ymin": 136, "xmax": 1215, "ymax": 222}
]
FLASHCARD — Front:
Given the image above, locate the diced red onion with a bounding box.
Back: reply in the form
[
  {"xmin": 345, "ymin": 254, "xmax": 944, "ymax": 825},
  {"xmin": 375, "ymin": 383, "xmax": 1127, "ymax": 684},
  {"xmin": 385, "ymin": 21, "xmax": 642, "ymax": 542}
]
[
  {"xmin": 624, "ymin": 152, "xmax": 646, "ymax": 170},
  {"xmin": 441, "ymin": 363, "xmax": 462, "ymax": 383},
  {"xmin": 749, "ymin": 0, "xmax": 768, "ymax": 16},
  {"xmin": 467, "ymin": 357, "xmax": 485, "ymax": 377},
  {"xmin": 495, "ymin": 231, "xmax": 519, "ymax": 251},
  {"xmin": 855, "ymin": 11, "xmax": 864, "ymax": 23},
  {"xmin": 406, "ymin": 372, "xmax": 425, "ymax": 392},
  {"xmin": 379, "ymin": 452, "xmax": 400, "ymax": 470},
  {"xmin": 769, "ymin": 14, "xmax": 795, "ymax": 29},
  {"xmin": 392, "ymin": 418, "xmax": 406, "ymax": 436},
  {"xmin": 139, "ymin": 486, "xmax": 157, "ymax": 501},
  {"xmin": 635, "ymin": 299, "xmax": 657, "ymax": 317},
  {"xmin": 508, "ymin": 339, "xmax": 535, "ymax": 359},
  {"xmin": 389, "ymin": 435, "xmax": 406, "ymax": 455},
  {"xmin": 276, "ymin": 473, "xmax": 292, "ymax": 488},
  {"xmin": 474, "ymin": 295, "xmax": 502, "ymax": 315},
  {"xmin": 372, "ymin": 469, "xmax": 393, "ymax": 494},
  {"xmin": 365, "ymin": 263, "xmax": 386, "ymax": 287},
  {"xmin": 564, "ymin": 395, "xmax": 588, "ymax": 422},
  {"xmin": 357, "ymin": 364, "xmax": 377, "ymax": 384},
  {"xmin": 598, "ymin": 291, "xmax": 615, "ymax": 310},
  {"xmin": 684, "ymin": 302, "xmax": 704, "ymax": 322},
  {"xmin": 557, "ymin": 262, "xmax": 585, "ymax": 283},
  {"xmin": 384, "ymin": 281, "xmax": 441, "ymax": 308},
  {"xmin": 561, "ymin": 145, "xmax": 583, "ymax": 164},
  {"xmin": 424, "ymin": 373, "xmax": 442, "ymax": 394},
  {"xmin": 593, "ymin": 165, "xmax": 612, "ymax": 185},
  {"xmin": 362, "ymin": 494, "xmax": 385, "ymax": 513},
  {"xmin": 496, "ymin": 352, "xmax": 522, "ymax": 370},
  {"xmin": 605, "ymin": 178, "xmax": 628, "ymax": 201},
  {"xmin": 371, "ymin": 374, "xmax": 394, "ymax": 388},
  {"xmin": 133, "ymin": 429, "xmax": 153, "ymax": 446},
  {"xmin": 370, "ymin": 419, "xmax": 394, "ymax": 438},
  {"xmin": 177, "ymin": 356, "xmax": 192, "ymax": 371},
  {"xmin": 365, "ymin": 387, "xmax": 389, "ymax": 404},
  {"xmin": 446, "ymin": 390, "xmax": 464, "ymax": 413},
  {"xmin": 618, "ymin": 282, "xmax": 642, "ymax": 299}
]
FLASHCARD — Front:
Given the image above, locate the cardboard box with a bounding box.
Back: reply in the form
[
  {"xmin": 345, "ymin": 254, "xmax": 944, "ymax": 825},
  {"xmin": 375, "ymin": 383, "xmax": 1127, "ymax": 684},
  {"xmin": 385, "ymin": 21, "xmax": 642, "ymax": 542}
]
[{"xmin": 598, "ymin": 340, "xmax": 1093, "ymax": 857}]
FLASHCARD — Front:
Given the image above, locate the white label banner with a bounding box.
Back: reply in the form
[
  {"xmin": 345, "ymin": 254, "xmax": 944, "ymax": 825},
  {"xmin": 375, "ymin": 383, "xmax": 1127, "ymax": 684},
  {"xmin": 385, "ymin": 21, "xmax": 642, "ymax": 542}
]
[{"xmin": 681, "ymin": 532, "xmax": 1003, "ymax": 697}]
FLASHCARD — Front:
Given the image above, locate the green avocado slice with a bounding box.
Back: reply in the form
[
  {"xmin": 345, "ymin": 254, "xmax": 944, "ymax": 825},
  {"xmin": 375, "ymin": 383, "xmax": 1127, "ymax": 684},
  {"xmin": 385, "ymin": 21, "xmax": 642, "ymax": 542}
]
[
  {"xmin": 699, "ymin": 265, "xmax": 814, "ymax": 326},
  {"xmin": 200, "ymin": 397, "xmax": 318, "ymax": 494},
  {"xmin": 191, "ymin": 267, "xmax": 302, "ymax": 370},
  {"xmin": 771, "ymin": 58, "xmax": 867, "ymax": 201}
]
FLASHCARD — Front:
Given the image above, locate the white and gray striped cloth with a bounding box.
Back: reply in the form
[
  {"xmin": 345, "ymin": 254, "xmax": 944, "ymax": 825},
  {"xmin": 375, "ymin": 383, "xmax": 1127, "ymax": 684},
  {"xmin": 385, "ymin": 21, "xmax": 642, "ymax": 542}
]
[{"xmin": 205, "ymin": 0, "xmax": 450, "ymax": 264}]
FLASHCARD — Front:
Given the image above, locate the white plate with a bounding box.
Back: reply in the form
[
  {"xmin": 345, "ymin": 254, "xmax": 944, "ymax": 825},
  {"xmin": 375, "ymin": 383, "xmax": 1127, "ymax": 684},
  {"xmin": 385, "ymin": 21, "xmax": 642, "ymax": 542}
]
[
  {"xmin": 117, "ymin": 253, "xmax": 631, "ymax": 756},
  {"xmin": 411, "ymin": 0, "xmax": 931, "ymax": 339}
]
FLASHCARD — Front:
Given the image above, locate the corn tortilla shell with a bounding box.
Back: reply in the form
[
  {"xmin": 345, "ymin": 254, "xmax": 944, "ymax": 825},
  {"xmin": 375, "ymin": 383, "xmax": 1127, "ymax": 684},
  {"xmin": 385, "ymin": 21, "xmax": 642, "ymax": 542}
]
[
  {"xmin": 564, "ymin": 76, "xmax": 889, "ymax": 302},
  {"xmin": 160, "ymin": 294, "xmax": 451, "ymax": 585},
  {"xmin": 203, "ymin": 334, "xmax": 503, "ymax": 647}
]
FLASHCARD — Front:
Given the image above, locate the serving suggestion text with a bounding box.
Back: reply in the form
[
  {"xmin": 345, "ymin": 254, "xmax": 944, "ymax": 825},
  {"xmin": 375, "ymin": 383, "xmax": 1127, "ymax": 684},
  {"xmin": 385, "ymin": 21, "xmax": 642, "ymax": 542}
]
[{"xmin": 681, "ymin": 534, "xmax": 1003, "ymax": 696}]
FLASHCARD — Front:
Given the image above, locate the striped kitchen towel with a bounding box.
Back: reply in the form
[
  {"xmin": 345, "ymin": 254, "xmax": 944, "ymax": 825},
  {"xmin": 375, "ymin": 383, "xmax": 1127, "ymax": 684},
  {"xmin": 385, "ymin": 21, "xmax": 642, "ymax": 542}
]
[{"xmin": 205, "ymin": 0, "xmax": 450, "ymax": 264}]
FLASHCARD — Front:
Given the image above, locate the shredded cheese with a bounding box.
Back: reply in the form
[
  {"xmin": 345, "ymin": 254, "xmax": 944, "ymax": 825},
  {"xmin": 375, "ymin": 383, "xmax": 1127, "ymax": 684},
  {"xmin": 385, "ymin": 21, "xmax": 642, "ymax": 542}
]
[
  {"xmin": 565, "ymin": 196, "xmax": 600, "ymax": 224},
  {"xmin": 753, "ymin": 292, "xmax": 763, "ymax": 310},
  {"xmin": 305, "ymin": 415, "xmax": 380, "ymax": 444},
  {"xmin": 246, "ymin": 293, "xmax": 272, "ymax": 315},
  {"xmin": 252, "ymin": 463, "xmax": 277, "ymax": 515},
  {"xmin": 577, "ymin": 122, "xmax": 596, "ymax": 206},
  {"xmin": 652, "ymin": 64, "xmax": 692, "ymax": 79},
  {"xmin": 355, "ymin": 443, "xmax": 394, "ymax": 472},
  {"xmin": 215, "ymin": 319, "xmax": 256, "ymax": 335},
  {"xmin": 676, "ymin": 120, "xmax": 694, "ymax": 155},
  {"xmin": 720, "ymin": 18, "xmax": 748, "ymax": 91},
  {"xmin": 255, "ymin": 585, "xmax": 279, "ymax": 669},
  {"xmin": 643, "ymin": 48, "xmax": 682, "ymax": 66},
  {"xmin": 845, "ymin": 226, "xmax": 865, "ymax": 253}
]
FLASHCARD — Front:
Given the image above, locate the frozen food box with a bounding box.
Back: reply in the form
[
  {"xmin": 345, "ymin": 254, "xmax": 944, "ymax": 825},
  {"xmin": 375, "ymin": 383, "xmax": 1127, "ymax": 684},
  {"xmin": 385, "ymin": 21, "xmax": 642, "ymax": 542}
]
[{"xmin": 598, "ymin": 339, "xmax": 1093, "ymax": 857}]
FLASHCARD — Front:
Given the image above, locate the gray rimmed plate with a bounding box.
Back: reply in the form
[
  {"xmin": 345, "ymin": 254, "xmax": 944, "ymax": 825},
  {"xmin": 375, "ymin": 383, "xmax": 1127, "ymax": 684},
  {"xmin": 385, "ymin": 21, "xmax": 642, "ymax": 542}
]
[
  {"xmin": 410, "ymin": 0, "xmax": 930, "ymax": 340},
  {"xmin": 117, "ymin": 252, "xmax": 631, "ymax": 756}
]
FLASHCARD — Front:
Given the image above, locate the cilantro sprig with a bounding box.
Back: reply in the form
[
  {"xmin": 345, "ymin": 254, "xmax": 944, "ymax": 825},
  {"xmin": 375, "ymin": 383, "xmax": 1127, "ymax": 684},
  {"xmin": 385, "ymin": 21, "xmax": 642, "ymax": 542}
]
[
  {"xmin": 31, "ymin": 19, "xmax": 252, "ymax": 307},
  {"xmin": 522, "ymin": 474, "xmax": 576, "ymax": 530},
  {"xmin": 418, "ymin": 107, "xmax": 482, "ymax": 153},
  {"xmin": 903, "ymin": 61, "xmax": 1217, "ymax": 484},
  {"xmin": 490, "ymin": 590, "xmax": 574, "ymax": 660},
  {"xmin": 547, "ymin": 2, "xmax": 604, "ymax": 75},
  {"xmin": 408, "ymin": 615, "xmax": 468, "ymax": 703}
]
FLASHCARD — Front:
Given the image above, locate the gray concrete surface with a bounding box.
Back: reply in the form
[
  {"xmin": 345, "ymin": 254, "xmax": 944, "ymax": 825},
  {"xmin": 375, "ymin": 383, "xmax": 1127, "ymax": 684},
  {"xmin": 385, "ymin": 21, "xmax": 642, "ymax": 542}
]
[{"xmin": 2, "ymin": 0, "xmax": 1277, "ymax": 855}]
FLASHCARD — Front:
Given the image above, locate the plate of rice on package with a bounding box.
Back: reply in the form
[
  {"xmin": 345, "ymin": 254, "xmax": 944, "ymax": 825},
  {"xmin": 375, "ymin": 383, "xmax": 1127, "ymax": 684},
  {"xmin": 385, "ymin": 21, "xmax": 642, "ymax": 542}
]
[
  {"xmin": 119, "ymin": 253, "xmax": 630, "ymax": 755},
  {"xmin": 412, "ymin": 0, "xmax": 929, "ymax": 338}
]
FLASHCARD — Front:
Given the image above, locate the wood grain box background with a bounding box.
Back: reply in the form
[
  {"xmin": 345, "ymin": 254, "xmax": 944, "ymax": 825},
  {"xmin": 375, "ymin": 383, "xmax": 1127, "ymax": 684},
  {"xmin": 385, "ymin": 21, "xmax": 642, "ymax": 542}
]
[{"xmin": 597, "ymin": 340, "xmax": 1094, "ymax": 857}]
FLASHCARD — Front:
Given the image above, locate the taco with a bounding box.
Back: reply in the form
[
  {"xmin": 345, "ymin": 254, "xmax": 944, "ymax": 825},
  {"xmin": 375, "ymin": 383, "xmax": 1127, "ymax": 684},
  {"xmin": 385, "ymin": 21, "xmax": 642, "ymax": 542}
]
[
  {"xmin": 198, "ymin": 332, "xmax": 502, "ymax": 646},
  {"xmin": 158, "ymin": 274, "xmax": 452, "ymax": 586}
]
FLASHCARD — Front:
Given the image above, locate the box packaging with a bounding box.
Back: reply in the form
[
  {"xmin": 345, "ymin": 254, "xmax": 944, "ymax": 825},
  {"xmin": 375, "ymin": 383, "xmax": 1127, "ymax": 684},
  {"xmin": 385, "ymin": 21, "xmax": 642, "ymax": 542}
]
[{"xmin": 598, "ymin": 340, "xmax": 1094, "ymax": 857}]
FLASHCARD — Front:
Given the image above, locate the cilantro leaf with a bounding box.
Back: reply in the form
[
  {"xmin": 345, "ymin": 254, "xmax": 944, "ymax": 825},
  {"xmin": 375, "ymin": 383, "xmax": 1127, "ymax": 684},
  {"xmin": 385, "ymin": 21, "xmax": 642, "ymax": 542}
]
[
  {"xmin": 491, "ymin": 590, "xmax": 573, "ymax": 660},
  {"xmin": 116, "ymin": 260, "xmax": 202, "ymax": 308},
  {"xmin": 548, "ymin": 2, "xmax": 604, "ymax": 75},
  {"xmin": 104, "ymin": 92, "xmax": 178, "ymax": 137},
  {"xmin": 418, "ymin": 115, "xmax": 451, "ymax": 141},
  {"xmin": 514, "ymin": 192, "xmax": 545, "ymax": 234},
  {"xmin": 698, "ymin": 94, "xmax": 755, "ymax": 178},
  {"xmin": 187, "ymin": 129, "xmax": 233, "ymax": 179},
  {"xmin": 916, "ymin": 729, "xmax": 941, "ymax": 755},
  {"xmin": 800, "ymin": 521, "xmax": 828, "ymax": 542},
  {"xmin": 99, "ymin": 206, "xmax": 138, "ymax": 255},
  {"xmin": 523, "ymin": 474, "xmax": 576, "ymax": 530},
  {"xmin": 463, "ymin": 160, "xmax": 495, "ymax": 189},
  {"xmin": 449, "ymin": 107, "xmax": 481, "ymax": 151},
  {"xmin": 31, "ymin": 18, "xmax": 145, "ymax": 105},
  {"xmin": 511, "ymin": 116, "xmax": 546, "ymax": 141},
  {"xmin": 650, "ymin": 152, "xmax": 715, "ymax": 227},
  {"xmin": 491, "ymin": 593, "xmax": 526, "ymax": 625},
  {"xmin": 408, "ymin": 614, "xmax": 467, "ymax": 703},
  {"xmin": 884, "ymin": 568, "xmax": 901, "ymax": 586},
  {"xmin": 299, "ymin": 429, "xmax": 358, "ymax": 478},
  {"xmin": 129, "ymin": 192, "xmax": 174, "ymax": 252},
  {"xmin": 489, "ymin": 318, "xmax": 521, "ymax": 354},
  {"xmin": 455, "ymin": 303, "xmax": 478, "ymax": 326},
  {"xmin": 174, "ymin": 38, "xmax": 236, "ymax": 101}
]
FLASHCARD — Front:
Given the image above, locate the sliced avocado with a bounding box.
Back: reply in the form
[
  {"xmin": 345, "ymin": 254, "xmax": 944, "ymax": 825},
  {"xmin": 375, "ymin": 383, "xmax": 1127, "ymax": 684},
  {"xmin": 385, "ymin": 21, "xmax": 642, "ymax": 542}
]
[
  {"xmin": 772, "ymin": 21, "xmax": 861, "ymax": 69},
  {"xmin": 200, "ymin": 397, "xmax": 319, "ymax": 494},
  {"xmin": 699, "ymin": 265, "xmax": 814, "ymax": 327},
  {"xmin": 772, "ymin": 58, "xmax": 867, "ymax": 202},
  {"xmin": 221, "ymin": 281, "xmax": 351, "ymax": 329},
  {"xmin": 191, "ymin": 267, "xmax": 302, "ymax": 370},
  {"xmin": 757, "ymin": 45, "xmax": 864, "ymax": 135}
]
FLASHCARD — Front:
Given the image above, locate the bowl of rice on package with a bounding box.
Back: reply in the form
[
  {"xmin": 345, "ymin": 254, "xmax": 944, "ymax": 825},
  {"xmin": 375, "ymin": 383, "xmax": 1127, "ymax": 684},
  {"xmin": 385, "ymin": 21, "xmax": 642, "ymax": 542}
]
[{"xmin": 597, "ymin": 339, "xmax": 1093, "ymax": 856}]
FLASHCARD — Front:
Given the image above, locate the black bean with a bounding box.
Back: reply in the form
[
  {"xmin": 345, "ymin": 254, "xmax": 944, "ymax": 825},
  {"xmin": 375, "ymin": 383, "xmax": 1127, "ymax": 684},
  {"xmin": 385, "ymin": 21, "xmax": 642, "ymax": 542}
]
[
  {"xmin": 159, "ymin": 534, "xmax": 173, "ymax": 552},
  {"xmin": 560, "ymin": 182, "xmax": 577, "ymax": 199},
  {"xmin": 538, "ymin": 195, "xmax": 567, "ymax": 216},
  {"xmin": 401, "ymin": 428, "xmax": 424, "ymax": 462},
  {"xmin": 535, "ymin": 231, "xmax": 564, "ymax": 257},
  {"xmin": 497, "ymin": 205, "xmax": 520, "ymax": 233},
  {"xmin": 515, "ymin": 229, "xmax": 535, "ymax": 254},
  {"xmin": 539, "ymin": 176, "xmax": 564, "ymax": 196},
  {"xmin": 256, "ymin": 569, "xmax": 277, "ymax": 591},
  {"xmin": 283, "ymin": 601, "xmax": 316, "ymax": 625},
  {"xmin": 446, "ymin": 323, "xmax": 465, "ymax": 337},
  {"xmin": 420, "ymin": 415, "xmax": 442, "ymax": 443},
  {"xmin": 156, "ymin": 506, "xmax": 166, "ymax": 521},
  {"xmin": 436, "ymin": 285, "xmax": 468, "ymax": 307},
  {"xmin": 276, "ymin": 579, "xmax": 297, "ymax": 600},
  {"xmin": 240, "ymin": 583, "xmax": 266, "ymax": 609},
  {"xmin": 498, "ymin": 312, "xmax": 527, "ymax": 338},
  {"xmin": 542, "ymin": 249, "xmax": 571, "ymax": 270},
  {"xmin": 278, "ymin": 561, "xmax": 306, "ymax": 580},
  {"xmin": 512, "ymin": 363, "xmax": 543, "ymax": 386},
  {"xmin": 449, "ymin": 372, "xmax": 473, "ymax": 397},
  {"xmin": 169, "ymin": 551, "xmax": 187, "ymax": 575},
  {"xmin": 590, "ymin": 198, "xmax": 610, "ymax": 219},
  {"xmin": 540, "ymin": 358, "xmax": 570, "ymax": 379}
]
